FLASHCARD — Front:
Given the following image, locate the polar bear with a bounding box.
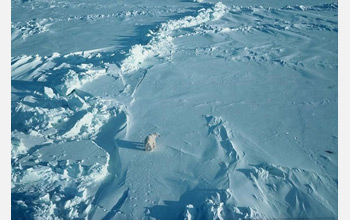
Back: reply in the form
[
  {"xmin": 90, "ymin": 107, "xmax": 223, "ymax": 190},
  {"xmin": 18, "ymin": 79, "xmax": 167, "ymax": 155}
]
[{"xmin": 144, "ymin": 133, "xmax": 160, "ymax": 151}]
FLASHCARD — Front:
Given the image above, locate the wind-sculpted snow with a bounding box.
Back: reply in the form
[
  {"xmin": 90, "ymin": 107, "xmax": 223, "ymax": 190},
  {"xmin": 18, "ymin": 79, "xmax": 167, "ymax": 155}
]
[
  {"xmin": 173, "ymin": 3, "xmax": 337, "ymax": 70},
  {"xmin": 12, "ymin": 1, "xmax": 337, "ymax": 219},
  {"xmin": 11, "ymin": 49, "xmax": 130, "ymax": 219},
  {"xmin": 11, "ymin": 53, "xmax": 127, "ymax": 142},
  {"xmin": 183, "ymin": 191, "xmax": 263, "ymax": 220},
  {"xmin": 175, "ymin": 116, "xmax": 337, "ymax": 219},
  {"xmin": 204, "ymin": 115, "xmax": 242, "ymax": 165},
  {"xmin": 11, "ymin": 19, "xmax": 52, "ymax": 40},
  {"xmin": 120, "ymin": 2, "xmax": 228, "ymax": 73},
  {"xmin": 12, "ymin": 141, "xmax": 109, "ymax": 219},
  {"xmin": 235, "ymin": 163, "xmax": 337, "ymax": 218}
]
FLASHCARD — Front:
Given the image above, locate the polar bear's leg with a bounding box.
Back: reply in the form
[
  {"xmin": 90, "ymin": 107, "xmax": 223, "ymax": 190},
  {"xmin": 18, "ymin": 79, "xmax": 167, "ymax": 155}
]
[{"xmin": 145, "ymin": 143, "xmax": 152, "ymax": 151}]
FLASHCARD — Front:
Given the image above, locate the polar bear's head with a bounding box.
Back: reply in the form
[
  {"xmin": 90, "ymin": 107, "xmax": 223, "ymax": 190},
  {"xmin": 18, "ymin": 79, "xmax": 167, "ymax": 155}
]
[{"xmin": 152, "ymin": 133, "xmax": 160, "ymax": 138}]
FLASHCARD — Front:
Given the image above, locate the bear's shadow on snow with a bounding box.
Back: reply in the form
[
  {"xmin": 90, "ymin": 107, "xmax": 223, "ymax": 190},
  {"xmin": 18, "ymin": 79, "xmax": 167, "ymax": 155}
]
[{"xmin": 116, "ymin": 139, "xmax": 144, "ymax": 151}]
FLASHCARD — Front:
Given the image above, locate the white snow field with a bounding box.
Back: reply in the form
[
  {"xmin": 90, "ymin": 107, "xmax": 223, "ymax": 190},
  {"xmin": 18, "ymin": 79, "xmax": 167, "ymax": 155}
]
[{"xmin": 11, "ymin": 0, "xmax": 338, "ymax": 219}]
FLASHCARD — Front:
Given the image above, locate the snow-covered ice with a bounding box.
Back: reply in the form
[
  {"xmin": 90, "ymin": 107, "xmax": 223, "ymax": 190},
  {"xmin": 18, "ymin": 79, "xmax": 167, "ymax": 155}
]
[{"xmin": 11, "ymin": 0, "xmax": 338, "ymax": 219}]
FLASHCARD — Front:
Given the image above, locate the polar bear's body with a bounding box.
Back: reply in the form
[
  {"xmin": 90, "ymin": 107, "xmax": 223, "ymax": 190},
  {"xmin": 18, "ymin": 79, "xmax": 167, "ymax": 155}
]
[{"xmin": 144, "ymin": 133, "xmax": 160, "ymax": 151}]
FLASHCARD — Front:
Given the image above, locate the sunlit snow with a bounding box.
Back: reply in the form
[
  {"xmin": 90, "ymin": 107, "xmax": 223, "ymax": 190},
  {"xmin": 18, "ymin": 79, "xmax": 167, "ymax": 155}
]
[{"xmin": 11, "ymin": 0, "xmax": 337, "ymax": 219}]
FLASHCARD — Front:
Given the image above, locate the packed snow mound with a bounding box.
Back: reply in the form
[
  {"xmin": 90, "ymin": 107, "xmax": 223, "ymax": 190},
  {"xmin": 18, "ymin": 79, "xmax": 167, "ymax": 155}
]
[
  {"xmin": 11, "ymin": 48, "xmax": 130, "ymax": 219},
  {"xmin": 11, "ymin": 18, "xmax": 52, "ymax": 40},
  {"xmin": 120, "ymin": 2, "xmax": 228, "ymax": 73},
  {"xmin": 183, "ymin": 192, "xmax": 263, "ymax": 220},
  {"xmin": 11, "ymin": 50, "xmax": 127, "ymax": 141},
  {"xmin": 12, "ymin": 141, "xmax": 109, "ymax": 219}
]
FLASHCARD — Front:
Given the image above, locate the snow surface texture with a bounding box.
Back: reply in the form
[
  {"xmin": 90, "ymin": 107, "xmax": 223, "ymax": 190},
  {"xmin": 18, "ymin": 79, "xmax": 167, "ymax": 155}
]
[{"xmin": 12, "ymin": 0, "xmax": 337, "ymax": 219}]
